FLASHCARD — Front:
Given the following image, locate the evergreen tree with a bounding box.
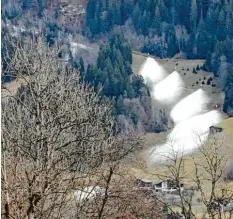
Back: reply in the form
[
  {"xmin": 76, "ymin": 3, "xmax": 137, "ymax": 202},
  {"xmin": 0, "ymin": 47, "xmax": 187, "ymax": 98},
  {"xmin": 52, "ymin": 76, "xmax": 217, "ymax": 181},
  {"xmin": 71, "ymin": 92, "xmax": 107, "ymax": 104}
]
[
  {"xmin": 190, "ymin": 0, "xmax": 198, "ymax": 31},
  {"xmin": 223, "ymin": 66, "xmax": 233, "ymax": 116},
  {"xmin": 202, "ymin": 0, "xmax": 210, "ymax": 18},
  {"xmin": 167, "ymin": 31, "xmax": 179, "ymax": 57},
  {"xmin": 226, "ymin": 12, "xmax": 233, "ymax": 37},
  {"xmin": 196, "ymin": 30, "xmax": 212, "ymax": 59},
  {"xmin": 216, "ymin": 9, "xmax": 226, "ymax": 41},
  {"xmin": 22, "ymin": 0, "xmax": 32, "ymax": 10},
  {"xmin": 85, "ymin": 64, "xmax": 97, "ymax": 83},
  {"xmin": 116, "ymin": 95, "xmax": 124, "ymax": 114},
  {"xmin": 79, "ymin": 57, "xmax": 85, "ymax": 74},
  {"xmin": 85, "ymin": 0, "xmax": 100, "ymax": 36},
  {"xmin": 153, "ymin": 6, "xmax": 162, "ymax": 31}
]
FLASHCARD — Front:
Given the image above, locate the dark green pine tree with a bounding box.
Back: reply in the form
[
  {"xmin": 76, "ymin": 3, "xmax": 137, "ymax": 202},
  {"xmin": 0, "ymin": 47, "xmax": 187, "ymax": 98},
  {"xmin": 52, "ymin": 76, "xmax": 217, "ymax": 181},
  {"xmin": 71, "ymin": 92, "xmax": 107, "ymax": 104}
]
[
  {"xmin": 97, "ymin": 44, "xmax": 111, "ymax": 70},
  {"xmin": 116, "ymin": 95, "xmax": 124, "ymax": 114},
  {"xmin": 159, "ymin": 0, "xmax": 169, "ymax": 23},
  {"xmin": 132, "ymin": 3, "xmax": 141, "ymax": 33},
  {"xmin": 216, "ymin": 9, "xmax": 227, "ymax": 41},
  {"xmin": 167, "ymin": 31, "xmax": 179, "ymax": 57},
  {"xmin": 226, "ymin": 10, "xmax": 233, "ymax": 38},
  {"xmin": 211, "ymin": 42, "xmax": 223, "ymax": 76},
  {"xmin": 196, "ymin": 29, "xmax": 212, "ymax": 59},
  {"xmin": 141, "ymin": 10, "xmax": 150, "ymax": 36},
  {"xmin": 112, "ymin": 0, "xmax": 122, "ymax": 25},
  {"xmin": 223, "ymin": 66, "xmax": 233, "ymax": 116},
  {"xmin": 203, "ymin": 51, "xmax": 212, "ymax": 71},
  {"xmin": 85, "ymin": 0, "xmax": 101, "ymax": 37},
  {"xmin": 190, "ymin": 0, "xmax": 198, "ymax": 31},
  {"xmin": 153, "ymin": 6, "xmax": 162, "ymax": 32},
  {"xmin": 120, "ymin": 0, "xmax": 134, "ymax": 22},
  {"xmin": 132, "ymin": 75, "xmax": 145, "ymax": 97},
  {"xmin": 79, "ymin": 57, "xmax": 85, "ymax": 75},
  {"xmin": 185, "ymin": 32, "xmax": 195, "ymax": 58},
  {"xmin": 202, "ymin": 0, "xmax": 210, "ymax": 19},
  {"xmin": 85, "ymin": 64, "xmax": 97, "ymax": 83},
  {"xmin": 22, "ymin": 0, "xmax": 32, "ymax": 9}
]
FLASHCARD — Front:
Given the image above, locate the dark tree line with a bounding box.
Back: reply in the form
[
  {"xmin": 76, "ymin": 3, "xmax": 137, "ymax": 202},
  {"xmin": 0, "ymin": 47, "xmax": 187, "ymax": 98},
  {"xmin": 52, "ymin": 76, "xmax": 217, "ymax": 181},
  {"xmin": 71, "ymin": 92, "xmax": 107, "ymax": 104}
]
[
  {"xmin": 223, "ymin": 66, "xmax": 233, "ymax": 116},
  {"xmin": 85, "ymin": 0, "xmax": 233, "ymax": 59},
  {"xmin": 85, "ymin": 0, "xmax": 233, "ymax": 116}
]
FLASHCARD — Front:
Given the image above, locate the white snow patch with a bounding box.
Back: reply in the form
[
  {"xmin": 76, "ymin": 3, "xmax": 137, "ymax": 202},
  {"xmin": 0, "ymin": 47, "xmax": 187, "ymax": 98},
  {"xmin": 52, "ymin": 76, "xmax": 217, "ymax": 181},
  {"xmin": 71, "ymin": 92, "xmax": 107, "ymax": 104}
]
[
  {"xmin": 20, "ymin": 27, "xmax": 26, "ymax": 33},
  {"xmin": 70, "ymin": 42, "xmax": 92, "ymax": 57},
  {"xmin": 70, "ymin": 42, "xmax": 78, "ymax": 57},
  {"xmin": 77, "ymin": 43, "xmax": 92, "ymax": 50},
  {"xmin": 74, "ymin": 186, "xmax": 104, "ymax": 202},
  {"xmin": 148, "ymin": 110, "xmax": 224, "ymax": 163},
  {"xmin": 10, "ymin": 25, "xmax": 20, "ymax": 37},
  {"xmin": 152, "ymin": 71, "xmax": 185, "ymax": 105},
  {"xmin": 169, "ymin": 110, "xmax": 223, "ymax": 143},
  {"xmin": 170, "ymin": 89, "xmax": 211, "ymax": 124},
  {"xmin": 139, "ymin": 57, "xmax": 167, "ymax": 85}
]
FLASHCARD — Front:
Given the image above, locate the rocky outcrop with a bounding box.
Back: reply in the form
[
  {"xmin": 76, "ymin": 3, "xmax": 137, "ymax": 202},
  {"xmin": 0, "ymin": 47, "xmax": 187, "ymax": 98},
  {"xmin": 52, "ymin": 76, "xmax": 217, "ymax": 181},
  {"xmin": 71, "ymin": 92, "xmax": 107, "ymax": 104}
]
[{"xmin": 209, "ymin": 126, "xmax": 223, "ymax": 134}]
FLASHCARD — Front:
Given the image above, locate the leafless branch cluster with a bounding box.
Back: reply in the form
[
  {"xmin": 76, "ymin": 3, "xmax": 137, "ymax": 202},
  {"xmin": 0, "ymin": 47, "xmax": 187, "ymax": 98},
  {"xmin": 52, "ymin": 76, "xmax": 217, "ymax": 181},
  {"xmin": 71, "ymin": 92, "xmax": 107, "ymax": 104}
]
[
  {"xmin": 1, "ymin": 37, "xmax": 159, "ymax": 219},
  {"xmin": 152, "ymin": 133, "xmax": 233, "ymax": 219}
]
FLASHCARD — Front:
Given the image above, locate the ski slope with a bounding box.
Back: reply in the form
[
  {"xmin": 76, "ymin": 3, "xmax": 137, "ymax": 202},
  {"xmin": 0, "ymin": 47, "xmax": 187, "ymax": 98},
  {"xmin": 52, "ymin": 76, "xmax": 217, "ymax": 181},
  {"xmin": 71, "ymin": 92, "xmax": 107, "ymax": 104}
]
[
  {"xmin": 139, "ymin": 57, "xmax": 167, "ymax": 86},
  {"xmin": 149, "ymin": 110, "xmax": 224, "ymax": 162},
  {"xmin": 137, "ymin": 56, "xmax": 225, "ymax": 163},
  {"xmin": 152, "ymin": 71, "xmax": 185, "ymax": 105},
  {"xmin": 170, "ymin": 89, "xmax": 211, "ymax": 124}
]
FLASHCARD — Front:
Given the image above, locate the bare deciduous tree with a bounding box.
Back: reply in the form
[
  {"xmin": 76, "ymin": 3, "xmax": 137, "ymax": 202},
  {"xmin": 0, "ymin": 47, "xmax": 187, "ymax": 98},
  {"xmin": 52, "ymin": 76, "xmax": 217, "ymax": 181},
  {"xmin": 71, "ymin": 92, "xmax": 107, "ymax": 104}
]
[
  {"xmin": 150, "ymin": 133, "xmax": 233, "ymax": 219},
  {"xmin": 1, "ymin": 37, "xmax": 155, "ymax": 219},
  {"xmin": 192, "ymin": 134, "xmax": 233, "ymax": 219}
]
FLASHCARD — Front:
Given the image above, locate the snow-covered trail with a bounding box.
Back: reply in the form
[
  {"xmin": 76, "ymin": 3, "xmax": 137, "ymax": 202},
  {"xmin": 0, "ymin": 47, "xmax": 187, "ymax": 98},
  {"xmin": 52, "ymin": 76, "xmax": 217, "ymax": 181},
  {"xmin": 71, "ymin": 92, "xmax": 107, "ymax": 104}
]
[
  {"xmin": 152, "ymin": 71, "xmax": 185, "ymax": 105},
  {"xmin": 170, "ymin": 88, "xmax": 211, "ymax": 124},
  {"xmin": 139, "ymin": 57, "xmax": 225, "ymax": 163},
  {"xmin": 139, "ymin": 57, "xmax": 167, "ymax": 86},
  {"xmin": 148, "ymin": 110, "xmax": 224, "ymax": 163}
]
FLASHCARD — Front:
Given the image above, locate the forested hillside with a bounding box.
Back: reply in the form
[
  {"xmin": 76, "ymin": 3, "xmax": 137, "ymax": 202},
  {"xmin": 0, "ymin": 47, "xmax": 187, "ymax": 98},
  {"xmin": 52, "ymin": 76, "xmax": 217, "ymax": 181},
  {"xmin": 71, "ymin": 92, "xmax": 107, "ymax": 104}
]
[
  {"xmin": 2, "ymin": 0, "xmax": 233, "ymax": 118},
  {"xmin": 71, "ymin": 31, "xmax": 168, "ymax": 132},
  {"xmin": 85, "ymin": 0, "xmax": 233, "ymax": 115}
]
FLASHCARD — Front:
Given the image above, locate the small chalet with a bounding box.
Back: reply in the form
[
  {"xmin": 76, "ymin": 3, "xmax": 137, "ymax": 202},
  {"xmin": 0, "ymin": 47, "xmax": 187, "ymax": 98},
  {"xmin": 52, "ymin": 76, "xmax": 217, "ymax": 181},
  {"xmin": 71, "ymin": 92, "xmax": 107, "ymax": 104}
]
[
  {"xmin": 136, "ymin": 178, "xmax": 184, "ymax": 192},
  {"xmin": 154, "ymin": 179, "xmax": 184, "ymax": 192}
]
